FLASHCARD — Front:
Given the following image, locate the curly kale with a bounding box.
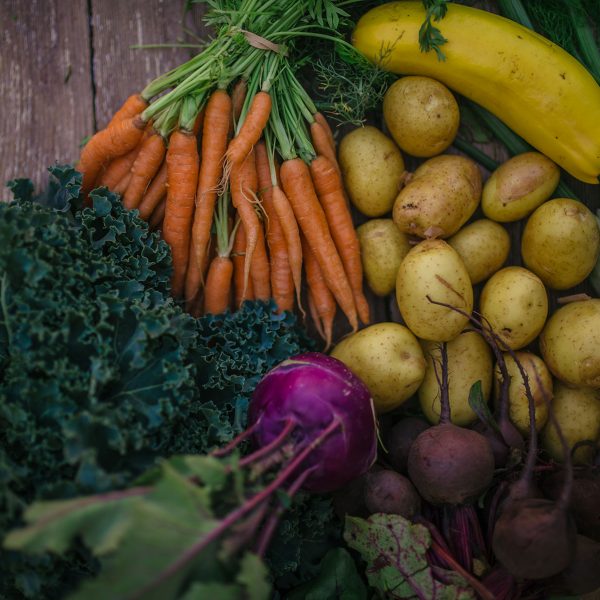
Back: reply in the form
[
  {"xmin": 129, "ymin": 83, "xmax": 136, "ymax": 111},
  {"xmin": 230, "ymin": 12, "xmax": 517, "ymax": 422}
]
[{"xmin": 0, "ymin": 166, "xmax": 313, "ymax": 599}]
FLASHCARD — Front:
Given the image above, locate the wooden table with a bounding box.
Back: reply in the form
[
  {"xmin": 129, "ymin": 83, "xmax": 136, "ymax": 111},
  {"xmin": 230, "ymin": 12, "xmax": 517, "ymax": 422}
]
[{"xmin": 0, "ymin": 0, "xmax": 597, "ymax": 335}]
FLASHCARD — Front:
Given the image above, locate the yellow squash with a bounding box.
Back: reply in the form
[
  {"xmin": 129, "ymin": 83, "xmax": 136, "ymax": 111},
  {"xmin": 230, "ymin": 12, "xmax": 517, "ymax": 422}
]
[{"xmin": 352, "ymin": 2, "xmax": 600, "ymax": 184}]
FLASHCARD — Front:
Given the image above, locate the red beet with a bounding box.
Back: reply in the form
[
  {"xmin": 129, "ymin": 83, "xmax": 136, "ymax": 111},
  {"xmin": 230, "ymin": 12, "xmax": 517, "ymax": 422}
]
[
  {"xmin": 385, "ymin": 417, "xmax": 430, "ymax": 473},
  {"xmin": 364, "ymin": 469, "xmax": 421, "ymax": 518},
  {"xmin": 551, "ymin": 534, "xmax": 600, "ymax": 595}
]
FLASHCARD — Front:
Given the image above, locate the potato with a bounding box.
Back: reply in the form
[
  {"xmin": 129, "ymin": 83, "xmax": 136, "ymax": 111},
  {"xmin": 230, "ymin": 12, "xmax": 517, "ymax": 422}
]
[
  {"xmin": 396, "ymin": 239, "xmax": 473, "ymax": 342},
  {"xmin": 481, "ymin": 152, "xmax": 560, "ymax": 222},
  {"xmin": 338, "ymin": 126, "xmax": 406, "ymax": 217},
  {"xmin": 357, "ymin": 219, "xmax": 411, "ymax": 296},
  {"xmin": 540, "ymin": 299, "xmax": 600, "ymax": 388},
  {"xmin": 494, "ymin": 352, "xmax": 552, "ymax": 436},
  {"xmin": 330, "ymin": 322, "xmax": 426, "ymax": 413},
  {"xmin": 541, "ymin": 383, "xmax": 600, "ymax": 464},
  {"xmin": 448, "ymin": 219, "xmax": 510, "ymax": 284},
  {"xmin": 419, "ymin": 331, "xmax": 493, "ymax": 426},
  {"xmin": 393, "ymin": 155, "xmax": 482, "ymax": 238},
  {"xmin": 382, "ymin": 76, "xmax": 459, "ymax": 157},
  {"xmin": 479, "ymin": 266, "xmax": 548, "ymax": 350},
  {"xmin": 521, "ymin": 198, "xmax": 600, "ymax": 290}
]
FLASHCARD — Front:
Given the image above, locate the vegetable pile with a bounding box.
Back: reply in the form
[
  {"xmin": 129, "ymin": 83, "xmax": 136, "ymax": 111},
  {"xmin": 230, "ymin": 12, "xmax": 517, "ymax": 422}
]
[{"xmin": 76, "ymin": 0, "xmax": 373, "ymax": 349}]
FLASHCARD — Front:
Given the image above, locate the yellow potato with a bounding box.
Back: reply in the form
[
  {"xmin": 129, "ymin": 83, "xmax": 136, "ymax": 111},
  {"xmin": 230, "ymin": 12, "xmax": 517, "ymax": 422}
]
[
  {"xmin": 521, "ymin": 198, "xmax": 600, "ymax": 290},
  {"xmin": 494, "ymin": 352, "xmax": 552, "ymax": 436},
  {"xmin": 396, "ymin": 239, "xmax": 473, "ymax": 342},
  {"xmin": 419, "ymin": 331, "xmax": 493, "ymax": 426},
  {"xmin": 383, "ymin": 76, "xmax": 459, "ymax": 157},
  {"xmin": 481, "ymin": 152, "xmax": 560, "ymax": 222},
  {"xmin": 330, "ymin": 322, "xmax": 426, "ymax": 414},
  {"xmin": 541, "ymin": 382, "xmax": 600, "ymax": 464},
  {"xmin": 540, "ymin": 299, "xmax": 600, "ymax": 389},
  {"xmin": 357, "ymin": 219, "xmax": 411, "ymax": 296},
  {"xmin": 448, "ymin": 219, "xmax": 510, "ymax": 284},
  {"xmin": 393, "ymin": 155, "xmax": 482, "ymax": 238},
  {"xmin": 479, "ymin": 266, "xmax": 548, "ymax": 350},
  {"xmin": 338, "ymin": 126, "xmax": 406, "ymax": 217}
]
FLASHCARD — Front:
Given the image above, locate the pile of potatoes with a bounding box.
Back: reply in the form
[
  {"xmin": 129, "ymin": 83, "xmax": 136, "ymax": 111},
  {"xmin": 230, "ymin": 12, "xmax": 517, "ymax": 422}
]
[{"xmin": 332, "ymin": 75, "xmax": 600, "ymax": 465}]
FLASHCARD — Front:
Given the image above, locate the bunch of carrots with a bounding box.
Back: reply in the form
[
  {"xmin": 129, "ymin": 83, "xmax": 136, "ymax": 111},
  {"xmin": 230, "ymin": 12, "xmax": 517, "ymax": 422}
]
[{"xmin": 75, "ymin": 0, "xmax": 370, "ymax": 346}]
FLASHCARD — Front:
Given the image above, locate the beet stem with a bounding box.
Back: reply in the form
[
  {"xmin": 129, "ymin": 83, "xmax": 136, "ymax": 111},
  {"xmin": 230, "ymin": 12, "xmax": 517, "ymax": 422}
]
[
  {"xmin": 211, "ymin": 419, "xmax": 262, "ymax": 457},
  {"xmin": 255, "ymin": 465, "xmax": 317, "ymax": 557},
  {"xmin": 438, "ymin": 342, "xmax": 451, "ymax": 424},
  {"xmin": 239, "ymin": 418, "xmax": 296, "ymax": 467}
]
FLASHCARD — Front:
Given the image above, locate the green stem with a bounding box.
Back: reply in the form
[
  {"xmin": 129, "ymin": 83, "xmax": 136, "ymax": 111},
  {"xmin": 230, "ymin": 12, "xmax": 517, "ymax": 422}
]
[
  {"xmin": 567, "ymin": 0, "xmax": 600, "ymax": 84},
  {"xmin": 497, "ymin": 0, "xmax": 535, "ymax": 29}
]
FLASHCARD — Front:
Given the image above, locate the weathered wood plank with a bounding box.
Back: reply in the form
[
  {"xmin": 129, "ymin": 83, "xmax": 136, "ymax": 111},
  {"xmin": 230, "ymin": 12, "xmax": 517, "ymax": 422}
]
[
  {"xmin": 0, "ymin": 0, "xmax": 93, "ymax": 190},
  {"xmin": 90, "ymin": 0, "xmax": 209, "ymax": 129}
]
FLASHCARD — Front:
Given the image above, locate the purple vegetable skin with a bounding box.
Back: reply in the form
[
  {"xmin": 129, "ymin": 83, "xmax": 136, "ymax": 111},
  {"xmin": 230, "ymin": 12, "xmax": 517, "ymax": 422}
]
[{"xmin": 248, "ymin": 352, "xmax": 378, "ymax": 493}]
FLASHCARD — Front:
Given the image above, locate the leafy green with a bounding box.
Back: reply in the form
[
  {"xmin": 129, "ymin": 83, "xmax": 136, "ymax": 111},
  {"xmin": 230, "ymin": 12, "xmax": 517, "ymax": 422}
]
[
  {"xmin": 419, "ymin": 0, "xmax": 450, "ymax": 61},
  {"xmin": 5, "ymin": 454, "xmax": 271, "ymax": 600},
  {"xmin": 344, "ymin": 514, "xmax": 476, "ymax": 599},
  {"xmin": 0, "ymin": 166, "xmax": 312, "ymax": 599},
  {"xmin": 287, "ymin": 548, "xmax": 367, "ymax": 600}
]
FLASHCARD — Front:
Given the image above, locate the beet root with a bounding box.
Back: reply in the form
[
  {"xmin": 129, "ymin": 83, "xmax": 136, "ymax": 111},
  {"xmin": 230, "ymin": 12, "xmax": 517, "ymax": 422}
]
[
  {"xmin": 385, "ymin": 417, "xmax": 430, "ymax": 473},
  {"xmin": 551, "ymin": 534, "xmax": 600, "ymax": 595},
  {"xmin": 472, "ymin": 421, "xmax": 510, "ymax": 468},
  {"xmin": 407, "ymin": 423, "xmax": 495, "ymax": 505},
  {"xmin": 492, "ymin": 497, "xmax": 576, "ymax": 580},
  {"xmin": 364, "ymin": 469, "xmax": 421, "ymax": 519}
]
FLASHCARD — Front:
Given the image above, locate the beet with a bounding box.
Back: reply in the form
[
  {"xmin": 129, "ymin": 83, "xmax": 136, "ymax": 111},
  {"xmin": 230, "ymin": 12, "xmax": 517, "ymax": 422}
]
[
  {"xmin": 492, "ymin": 496, "xmax": 576, "ymax": 579},
  {"xmin": 385, "ymin": 417, "xmax": 430, "ymax": 473},
  {"xmin": 542, "ymin": 468, "xmax": 600, "ymax": 542},
  {"xmin": 408, "ymin": 423, "xmax": 495, "ymax": 505},
  {"xmin": 364, "ymin": 469, "xmax": 421, "ymax": 518},
  {"xmin": 551, "ymin": 534, "xmax": 600, "ymax": 595},
  {"xmin": 472, "ymin": 421, "xmax": 510, "ymax": 468}
]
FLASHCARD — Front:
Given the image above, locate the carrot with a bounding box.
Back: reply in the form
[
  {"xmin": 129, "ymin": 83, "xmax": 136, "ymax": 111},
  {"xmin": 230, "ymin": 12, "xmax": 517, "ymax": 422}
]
[
  {"xmin": 310, "ymin": 121, "xmax": 339, "ymax": 175},
  {"xmin": 250, "ymin": 225, "xmax": 271, "ymax": 301},
  {"xmin": 271, "ymin": 185, "xmax": 303, "ymax": 310},
  {"xmin": 107, "ymin": 94, "xmax": 148, "ymax": 128},
  {"xmin": 191, "ymin": 90, "xmax": 232, "ymax": 283},
  {"xmin": 232, "ymin": 223, "xmax": 255, "ymax": 307},
  {"xmin": 231, "ymin": 79, "xmax": 248, "ymax": 123},
  {"xmin": 280, "ymin": 158, "xmax": 358, "ymax": 331},
  {"xmin": 138, "ymin": 160, "xmax": 167, "ymax": 220},
  {"xmin": 203, "ymin": 256, "xmax": 234, "ymax": 315},
  {"xmin": 226, "ymin": 91, "xmax": 271, "ymax": 165},
  {"xmin": 96, "ymin": 146, "xmax": 138, "ymax": 190},
  {"xmin": 149, "ymin": 197, "xmax": 166, "ymax": 231},
  {"xmin": 310, "ymin": 155, "xmax": 370, "ymax": 325},
  {"xmin": 255, "ymin": 141, "xmax": 293, "ymax": 312},
  {"xmin": 314, "ymin": 112, "xmax": 335, "ymax": 150},
  {"xmin": 230, "ymin": 150, "xmax": 261, "ymax": 300},
  {"xmin": 192, "ymin": 108, "xmax": 205, "ymax": 137},
  {"xmin": 163, "ymin": 129, "xmax": 200, "ymax": 298},
  {"xmin": 184, "ymin": 235, "xmax": 211, "ymax": 312},
  {"xmin": 302, "ymin": 235, "xmax": 336, "ymax": 350},
  {"xmin": 307, "ymin": 290, "xmax": 326, "ymax": 341},
  {"xmin": 113, "ymin": 171, "xmax": 132, "ymax": 196},
  {"xmin": 77, "ymin": 116, "xmax": 146, "ymax": 196},
  {"xmin": 122, "ymin": 132, "xmax": 166, "ymax": 210}
]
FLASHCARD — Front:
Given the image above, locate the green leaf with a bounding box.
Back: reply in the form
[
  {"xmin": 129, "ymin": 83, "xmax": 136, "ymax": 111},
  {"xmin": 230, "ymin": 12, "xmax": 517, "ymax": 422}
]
[
  {"xmin": 236, "ymin": 552, "xmax": 271, "ymax": 600},
  {"xmin": 468, "ymin": 381, "xmax": 500, "ymax": 434},
  {"xmin": 287, "ymin": 548, "xmax": 367, "ymax": 600},
  {"xmin": 344, "ymin": 514, "xmax": 476, "ymax": 599}
]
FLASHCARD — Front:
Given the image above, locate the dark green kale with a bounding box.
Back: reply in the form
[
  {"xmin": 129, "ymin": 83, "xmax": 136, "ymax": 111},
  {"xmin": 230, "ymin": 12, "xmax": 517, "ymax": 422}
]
[{"xmin": 0, "ymin": 166, "xmax": 313, "ymax": 599}]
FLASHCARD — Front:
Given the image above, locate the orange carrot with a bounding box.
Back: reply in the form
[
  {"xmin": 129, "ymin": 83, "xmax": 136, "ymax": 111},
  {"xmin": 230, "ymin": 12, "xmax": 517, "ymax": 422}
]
[
  {"xmin": 280, "ymin": 158, "xmax": 358, "ymax": 331},
  {"xmin": 230, "ymin": 150, "xmax": 260, "ymax": 299},
  {"xmin": 302, "ymin": 236, "xmax": 336, "ymax": 350},
  {"xmin": 307, "ymin": 290, "xmax": 326, "ymax": 341},
  {"xmin": 77, "ymin": 116, "xmax": 146, "ymax": 196},
  {"xmin": 255, "ymin": 142, "xmax": 293, "ymax": 312},
  {"xmin": 149, "ymin": 197, "xmax": 166, "ymax": 231},
  {"xmin": 97, "ymin": 147, "xmax": 138, "ymax": 190},
  {"xmin": 138, "ymin": 161, "xmax": 168, "ymax": 220},
  {"xmin": 250, "ymin": 225, "xmax": 271, "ymax": 301},
  {"xmin": 310, "ymin": 155, "xmax": 370, "ymax": 325},
  {"xmin": 203, "ymin": 256, "xmax": 234, "ymax": 315},
  {"xmin": 226, "ymin": 91, "xmax": 271, "ymax": 165},
  {"xmin": 314, "ymin": 112, "xmax": 335, "ymax": 149},
  {"xmin": 163, "ymin": 129, "xmax": 200, "ymax": 298},
  {"xmin": 232, "ymin": 223, "xmax": 255, "ymax": 307},
  {"xmin": 310, "ymin": 121, "xmax": 339, "ymax": 175},
  {"xmin": 231, "ymin": 79, "xmax": 248, "ymax": 123},
  {"xmin": 113, "ymin": 171, "xmax": 132, "ymax": 196},
  {"xmin": 192, "ymin": 108, "xmax": 205, "ymax": 137},
  {"xmin": 107, "ymin": 94, "xmax": 148, "ymax": 128},
  {"xmin": 123, "ymin": 132, "xmax": 166, "ymax": 210},
  {"xmin": 191, "ymin": 90, "xmax": 232, "ymax": 283},
  {"xmin": 184, "ymin": 234, "xmax": 211, "ymax": 312}
]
